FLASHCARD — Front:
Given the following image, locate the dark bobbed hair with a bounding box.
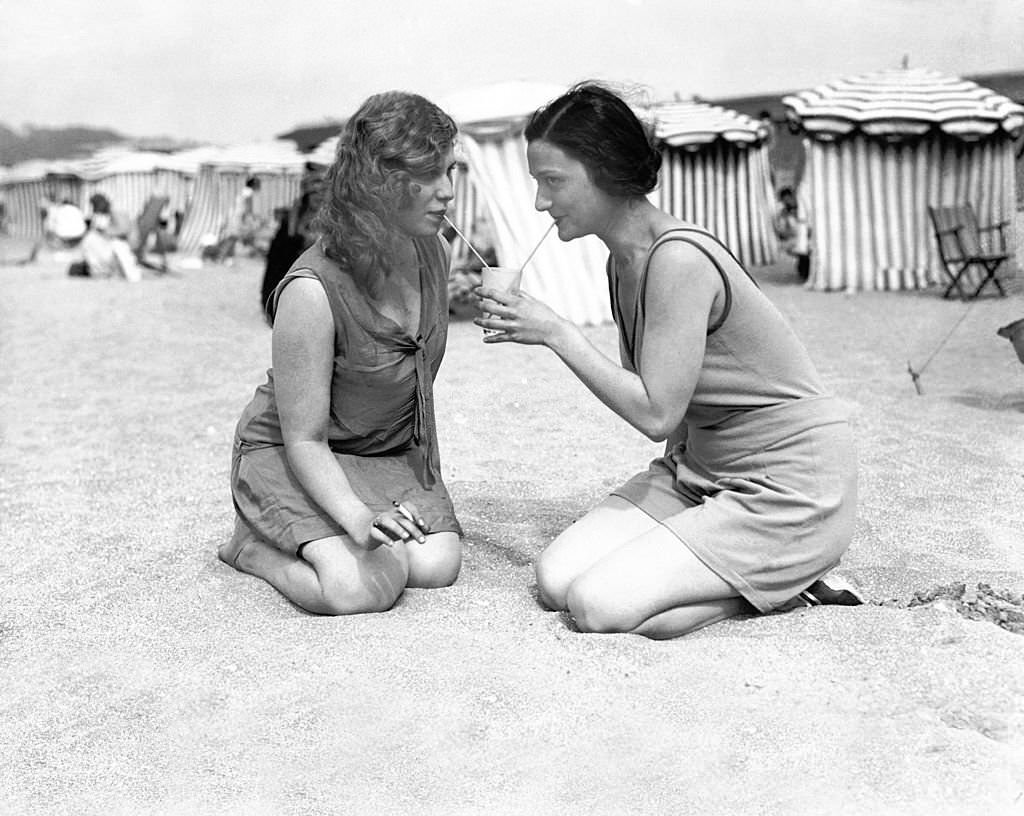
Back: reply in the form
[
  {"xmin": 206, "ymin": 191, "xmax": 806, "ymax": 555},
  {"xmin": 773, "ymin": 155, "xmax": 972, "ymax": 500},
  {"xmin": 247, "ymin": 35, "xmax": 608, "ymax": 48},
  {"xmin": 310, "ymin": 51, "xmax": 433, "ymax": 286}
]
[
  {"xmin": 524, "ymin": 82, "xmax": 661, "ymax": 197},
  {"xmin": 315, "ymin": 91, "xmax": 457, "ymax": 287}
]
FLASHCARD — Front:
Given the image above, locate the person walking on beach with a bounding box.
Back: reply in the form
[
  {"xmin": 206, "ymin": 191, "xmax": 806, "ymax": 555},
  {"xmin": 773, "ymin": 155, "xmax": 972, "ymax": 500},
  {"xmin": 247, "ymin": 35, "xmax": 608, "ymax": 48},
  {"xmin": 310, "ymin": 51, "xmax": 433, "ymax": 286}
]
[
  {"xmin": 476, "ymin": 83, "xmax": 860, "ymax": 639},
  {"xmin": 219, "ymin": 91, "xmax": 463, "ymax": 614}
]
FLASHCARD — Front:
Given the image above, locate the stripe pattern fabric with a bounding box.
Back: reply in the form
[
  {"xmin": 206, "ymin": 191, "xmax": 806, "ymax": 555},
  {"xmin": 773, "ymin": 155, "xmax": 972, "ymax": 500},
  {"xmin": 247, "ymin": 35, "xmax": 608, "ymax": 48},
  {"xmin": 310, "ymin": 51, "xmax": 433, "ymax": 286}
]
[
  {"xmin": 785, "ymin": 68, "xmax": 1023, "ymax": 292},
  {"xmin": 654, "ymin": 142, "xmax": 779, "ymax": 268},
  {"xmin": 783, "ymin": 68, "xmax": 1024, "ymax": 142},
  {"xmin": 459, "ymin": 132, "xmax": 612, "ymax": 326},
  {"xmin": 804, "ymin": 136, "xmax": 1016, "ymax": 291}
]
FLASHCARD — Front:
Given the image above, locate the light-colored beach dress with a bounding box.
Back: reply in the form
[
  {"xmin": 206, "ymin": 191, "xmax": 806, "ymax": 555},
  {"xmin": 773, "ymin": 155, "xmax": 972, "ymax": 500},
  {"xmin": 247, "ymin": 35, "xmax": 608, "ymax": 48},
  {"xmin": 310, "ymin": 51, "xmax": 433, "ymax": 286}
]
[{"xmin": 608, "ymin": 227, "xmax": 857, "ymax": 612}]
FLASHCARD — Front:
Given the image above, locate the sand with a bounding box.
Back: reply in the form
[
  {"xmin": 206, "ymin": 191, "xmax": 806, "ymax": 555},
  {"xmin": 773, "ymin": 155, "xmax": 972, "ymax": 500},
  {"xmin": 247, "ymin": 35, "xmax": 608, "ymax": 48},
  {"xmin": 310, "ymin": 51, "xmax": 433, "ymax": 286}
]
[{"xmin": 1, "ymin": 249, "xmax": 1022, "ymax": 815}]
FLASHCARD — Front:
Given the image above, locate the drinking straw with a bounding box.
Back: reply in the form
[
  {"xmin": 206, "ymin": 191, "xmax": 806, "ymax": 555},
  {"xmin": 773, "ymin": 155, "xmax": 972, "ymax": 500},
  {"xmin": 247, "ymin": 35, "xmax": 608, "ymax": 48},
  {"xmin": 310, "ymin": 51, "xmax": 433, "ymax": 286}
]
[
  {"xmin": 518, "ymin": 222, "xmax": 556, "ymax": 275},
  {"xmin": 443, "ymin": 215, "xmax": 491, "ymax": 269}
]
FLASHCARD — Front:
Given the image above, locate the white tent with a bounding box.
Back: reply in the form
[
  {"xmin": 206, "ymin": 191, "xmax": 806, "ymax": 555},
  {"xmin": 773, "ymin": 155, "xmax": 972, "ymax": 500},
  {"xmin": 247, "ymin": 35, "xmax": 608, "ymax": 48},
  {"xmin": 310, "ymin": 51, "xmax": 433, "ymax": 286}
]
[
  {"xmin": 443, "ymin": 82, "xmax": 782, "ymax": 325},
  {"xmin": 442, "ymin": 81, "xmax": 613, "ymax": 326},
  {"xmin": 0, "ymin": 140, "xmax": 335, "ymax": 251},
  {"xmin": 646, "ymin": 99, "xmax": 778, "ymax": 267},
  {"xmin": 784, "ymin": 67, "xmax": 1024, "ymax": 292},
  {"xmin": 0, "ymin": 150, "xmax": 196, "ymax": 242},
  {"xmin": 174, "ymin": 140, "xmax": 327, "ymax": 253}
]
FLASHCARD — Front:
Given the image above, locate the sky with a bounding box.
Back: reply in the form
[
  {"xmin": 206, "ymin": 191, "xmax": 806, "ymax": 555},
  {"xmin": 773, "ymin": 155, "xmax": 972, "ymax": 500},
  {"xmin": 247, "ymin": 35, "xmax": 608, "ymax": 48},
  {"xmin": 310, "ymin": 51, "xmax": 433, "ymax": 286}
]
[{"xmin": 2, "ymin": 0, "xmax": 1023, "ymax": 145}]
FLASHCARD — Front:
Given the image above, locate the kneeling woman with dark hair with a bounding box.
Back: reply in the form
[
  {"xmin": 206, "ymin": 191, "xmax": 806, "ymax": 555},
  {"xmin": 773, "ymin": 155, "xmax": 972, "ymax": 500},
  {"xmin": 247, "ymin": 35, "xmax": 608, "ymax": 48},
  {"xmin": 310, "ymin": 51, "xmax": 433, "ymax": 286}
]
[
  {"xmin": 476, "ymin": 82, "xmax": 861, "ymax": 638},
  {"xmin": 220, "ymin": 91, "xmax": 463, "ymax": 615}
]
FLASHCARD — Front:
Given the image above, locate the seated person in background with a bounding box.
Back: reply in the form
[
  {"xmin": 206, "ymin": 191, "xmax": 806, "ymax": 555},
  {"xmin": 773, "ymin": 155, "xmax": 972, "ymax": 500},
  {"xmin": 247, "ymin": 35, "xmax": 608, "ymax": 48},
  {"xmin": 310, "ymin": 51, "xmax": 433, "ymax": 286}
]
[
  {"xmin": 46, "ymin": 198, "xmax": 88, "ymax": 249},
  {"xmin": 82, "ymin": 193, "xmax": 141, "ymax": 282},
  {"xmin": 772, "ymin": 186, "xmax": 811, "ymax": 282}
]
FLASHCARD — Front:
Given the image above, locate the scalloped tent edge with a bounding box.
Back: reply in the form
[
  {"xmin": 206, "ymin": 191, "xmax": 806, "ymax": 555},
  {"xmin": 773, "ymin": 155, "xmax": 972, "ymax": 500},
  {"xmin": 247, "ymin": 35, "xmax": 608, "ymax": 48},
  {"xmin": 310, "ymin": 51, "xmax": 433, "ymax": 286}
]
[
  {"xmin": 783, "ymin": 68, "xmax": 1024, "ymax": 143},
  {"xmin": 643, "ymin": 100, "xmax": 772, "ymax": 151}
]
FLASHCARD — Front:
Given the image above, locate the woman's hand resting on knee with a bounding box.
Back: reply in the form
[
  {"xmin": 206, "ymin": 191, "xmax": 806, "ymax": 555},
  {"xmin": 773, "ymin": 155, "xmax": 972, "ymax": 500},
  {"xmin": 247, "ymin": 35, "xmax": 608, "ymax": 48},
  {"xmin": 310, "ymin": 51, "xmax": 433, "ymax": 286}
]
[{"xmin": 351, "ymin": 501, "xmax": 430, "ymax": 550}]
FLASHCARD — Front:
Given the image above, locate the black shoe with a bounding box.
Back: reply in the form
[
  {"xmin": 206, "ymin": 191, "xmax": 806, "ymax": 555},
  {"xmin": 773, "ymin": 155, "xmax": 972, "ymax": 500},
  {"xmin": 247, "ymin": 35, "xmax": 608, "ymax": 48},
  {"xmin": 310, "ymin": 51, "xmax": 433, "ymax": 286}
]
[{"xmin": 800, "ymin": 574, "xmax": 865, "ymax": 606}]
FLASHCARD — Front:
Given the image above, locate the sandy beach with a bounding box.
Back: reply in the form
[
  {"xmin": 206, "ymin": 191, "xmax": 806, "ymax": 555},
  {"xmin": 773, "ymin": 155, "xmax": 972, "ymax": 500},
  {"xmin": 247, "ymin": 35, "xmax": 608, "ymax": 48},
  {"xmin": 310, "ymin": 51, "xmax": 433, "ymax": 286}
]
[{"xmin": 1, "ymin": 249, "xmax": 1022, "ymax": 815}]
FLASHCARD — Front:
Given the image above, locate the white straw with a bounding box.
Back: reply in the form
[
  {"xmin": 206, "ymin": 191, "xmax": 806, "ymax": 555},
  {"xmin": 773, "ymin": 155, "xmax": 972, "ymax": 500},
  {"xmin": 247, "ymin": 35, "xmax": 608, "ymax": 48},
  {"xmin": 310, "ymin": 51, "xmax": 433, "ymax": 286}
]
[
  {"xmin": 443, "ymin": 215, "xmax": 491, "ymax": 269},
  {"xmin": 519, "ymin": 222, "xmax": 556, "ymax": 275}
]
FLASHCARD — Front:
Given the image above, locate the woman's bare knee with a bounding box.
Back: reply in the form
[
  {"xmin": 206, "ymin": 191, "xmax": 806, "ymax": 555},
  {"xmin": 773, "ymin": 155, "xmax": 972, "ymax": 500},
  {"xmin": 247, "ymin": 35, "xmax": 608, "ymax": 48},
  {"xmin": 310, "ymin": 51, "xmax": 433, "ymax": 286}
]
[
  {"xmin": 565, "ymin": 577, "xmax": 637, "ymax": 633},
  {"xmin": 305, "ymin": 540, "xmax": 409, "ymax": 615},
  {"xmin": 534, "ymin": 551, "xmax": 572, "ymax": 610},
  {"xmin": 406, "ymin": 533, "xmax": 462, "ymax": 588},
  {"xmin": 316, "ymin": 577, "xmax": 404, "ymax": 615}
]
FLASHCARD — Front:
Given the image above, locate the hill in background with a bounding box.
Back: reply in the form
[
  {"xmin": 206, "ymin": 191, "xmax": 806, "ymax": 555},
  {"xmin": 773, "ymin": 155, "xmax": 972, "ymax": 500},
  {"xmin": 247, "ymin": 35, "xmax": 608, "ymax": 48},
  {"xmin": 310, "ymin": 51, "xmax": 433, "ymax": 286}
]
[
  {"xmin": 0, "ymin": 123, "xmax": 207, "ymax": 166},
  {"xmin": 0, "ymin": 123, "xmax": 129, "ymax": 165}
]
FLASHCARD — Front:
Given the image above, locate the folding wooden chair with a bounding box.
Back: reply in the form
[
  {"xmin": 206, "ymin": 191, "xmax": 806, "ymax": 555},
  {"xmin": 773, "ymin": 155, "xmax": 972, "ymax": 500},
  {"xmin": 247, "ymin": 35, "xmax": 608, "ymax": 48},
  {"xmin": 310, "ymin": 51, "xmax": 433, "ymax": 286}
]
[{"xmin": 927, "ymin": 204, "xmax": 1010, "ymax": 300}]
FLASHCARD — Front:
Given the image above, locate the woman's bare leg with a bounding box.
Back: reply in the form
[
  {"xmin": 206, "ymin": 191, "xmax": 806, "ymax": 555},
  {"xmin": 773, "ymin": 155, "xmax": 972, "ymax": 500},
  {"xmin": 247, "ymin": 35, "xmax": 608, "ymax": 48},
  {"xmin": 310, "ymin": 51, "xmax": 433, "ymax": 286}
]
[
  {"xmin": 219, "ymin": 522, "xmax": 409, "ymax": 615},
  {"xmin": 534, "ymin": 496, "xmax": 663, "ymax": 609},
  {"xmin": 405, "ymin": 532, "xmax": 462, "ymax": 588},
  {"xmin": 564, "ymin": 524, "xmax": 744, "ymax": 639}
]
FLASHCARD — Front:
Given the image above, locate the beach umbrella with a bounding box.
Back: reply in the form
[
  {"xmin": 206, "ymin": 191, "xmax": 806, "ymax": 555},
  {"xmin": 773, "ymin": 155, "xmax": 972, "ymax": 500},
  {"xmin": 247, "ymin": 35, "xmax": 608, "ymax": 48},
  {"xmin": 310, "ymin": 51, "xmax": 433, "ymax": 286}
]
[{"xmin": 784, "ymin": 67, "xmax": 1024, "ymax": 292}]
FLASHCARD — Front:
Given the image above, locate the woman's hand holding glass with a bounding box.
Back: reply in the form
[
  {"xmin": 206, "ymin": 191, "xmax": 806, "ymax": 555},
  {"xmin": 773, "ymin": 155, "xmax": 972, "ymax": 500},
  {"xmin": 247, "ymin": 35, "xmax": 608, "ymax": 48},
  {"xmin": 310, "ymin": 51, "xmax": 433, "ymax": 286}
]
[{"xmin": 473, "ymin": 285, "xmax": 566, "ymax": 346}]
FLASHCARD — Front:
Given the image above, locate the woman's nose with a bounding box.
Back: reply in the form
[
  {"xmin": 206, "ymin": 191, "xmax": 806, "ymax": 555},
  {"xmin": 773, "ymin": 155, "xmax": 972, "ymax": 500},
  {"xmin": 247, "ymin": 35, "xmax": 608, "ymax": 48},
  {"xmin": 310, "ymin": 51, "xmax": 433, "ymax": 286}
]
[
  {"xmin": 534, "ymin": 190, "xmax": 550, "ymax": 212},
  {"xmin": 436, "ymin": 176, "xmax": 454, "ymax": 201}
]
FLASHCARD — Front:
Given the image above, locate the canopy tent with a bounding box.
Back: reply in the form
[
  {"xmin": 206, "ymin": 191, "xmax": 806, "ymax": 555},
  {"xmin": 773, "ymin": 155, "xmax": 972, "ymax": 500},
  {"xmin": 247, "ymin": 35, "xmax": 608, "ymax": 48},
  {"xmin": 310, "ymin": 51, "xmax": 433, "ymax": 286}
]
[
  {"xmin": 0, "ymin": 150, "xmax": 196, "ymax": 242},
  {"xmin": 783, "ymin": 67, "xmax": 1024, "ymax": 292},
  {"xmin": 646, "ymin": 99, "xmax": 778, "ymax": 267},
  {"xmin": 174, "ymin": 139, "xmax": 336, "ymax": 254},
  {"xmin": 443, "ymin": 83, "xmax": 781, "ymax": 325},
  {"xmin": 0, "ymin": 139, "xmax": 338, "ymax": 250},
  {"xmin": 443, "ymin": 81, "xmax": 613, "ymax": 326}
]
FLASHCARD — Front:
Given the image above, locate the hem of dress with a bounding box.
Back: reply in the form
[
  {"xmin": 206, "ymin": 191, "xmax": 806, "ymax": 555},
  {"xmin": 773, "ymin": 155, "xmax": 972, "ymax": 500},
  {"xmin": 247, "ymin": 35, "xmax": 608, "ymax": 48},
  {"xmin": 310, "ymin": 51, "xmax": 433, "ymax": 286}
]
[{"xmin": 610, "ymin": 486, "xmax": 775, "ymax": 614}]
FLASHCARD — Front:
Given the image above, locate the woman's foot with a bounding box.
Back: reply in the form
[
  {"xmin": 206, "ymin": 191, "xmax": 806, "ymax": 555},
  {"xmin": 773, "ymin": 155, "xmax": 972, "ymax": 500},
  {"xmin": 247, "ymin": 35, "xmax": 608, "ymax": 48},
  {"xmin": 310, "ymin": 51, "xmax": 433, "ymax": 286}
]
[
  {"xmin": 218, "ymin": 517, "xmax": 259, "ymax": 571},
  {"xmin": 217, "ymin": 536, "xmax": 250, "ymax": 570},
  {"xmin": 778, "ymin": 573, "xmax": 865, "ymax": 611}
]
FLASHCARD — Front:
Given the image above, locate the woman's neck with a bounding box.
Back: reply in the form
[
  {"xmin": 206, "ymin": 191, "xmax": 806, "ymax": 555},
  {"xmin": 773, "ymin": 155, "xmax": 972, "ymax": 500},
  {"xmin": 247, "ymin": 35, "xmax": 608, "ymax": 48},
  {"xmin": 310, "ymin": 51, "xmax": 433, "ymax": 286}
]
[{"xmin": 601, "ymin": 198, "xmax": 664, "ymax": 272}]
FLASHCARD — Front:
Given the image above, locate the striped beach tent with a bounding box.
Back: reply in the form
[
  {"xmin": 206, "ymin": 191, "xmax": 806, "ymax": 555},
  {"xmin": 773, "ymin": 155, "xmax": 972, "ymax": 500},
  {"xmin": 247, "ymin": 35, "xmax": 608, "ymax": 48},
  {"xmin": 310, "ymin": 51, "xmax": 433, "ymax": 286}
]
[
  {"xmin": 646, "ymin": 99, "xmax": 778, "ymax": 266},
  {"xmin": 442, "ymin": 81, "xmax": 613, "ymax": 326},
  {"xmin": 0, "ymin": 160, "xmax": 82, "ymax": 240},
  {"xmin": 0, "ymin": 150, "xmax": 198, "ymax": 242},
  {"xmin": 174, "ymin": 141, "xmax": 314, "ymax": 254},
  {"xmin": 784, "ymin": 67, "xmax": 1024, "ymax": 292}
]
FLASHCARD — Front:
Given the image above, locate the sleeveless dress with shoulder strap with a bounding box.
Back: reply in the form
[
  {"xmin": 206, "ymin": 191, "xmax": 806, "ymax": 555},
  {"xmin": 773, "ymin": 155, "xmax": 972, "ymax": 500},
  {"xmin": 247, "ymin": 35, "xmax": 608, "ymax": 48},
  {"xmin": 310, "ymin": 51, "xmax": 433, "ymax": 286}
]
[
  {"xmin": 608, "ymin": 227, "xmax": 857, "ymax": 612},
  {"xmin": 230, "ymin": 237, "xmax": 461, "ymax": 554}
]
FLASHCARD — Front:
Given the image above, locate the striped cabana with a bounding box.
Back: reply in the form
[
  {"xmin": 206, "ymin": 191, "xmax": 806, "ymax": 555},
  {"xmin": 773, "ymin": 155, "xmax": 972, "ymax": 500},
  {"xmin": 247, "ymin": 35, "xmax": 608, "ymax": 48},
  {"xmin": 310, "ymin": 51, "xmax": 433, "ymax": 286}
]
[
  {"xmin": 77, "ymin": 149, "xmax": 195, "ymax": 235},
  {"xmin": 645, "ymin": 100, "xmax": 778, "ymax": 267},
  {"xmin": 0, "ymin": 150, "xmax": 197, "ymax": 242},
  {"xmin": 784, "ymin": 67, "xmax": 1024, "ymax": 292},
  {"xmin": 0, "ymin": 160, "xmax": 86, "ymax": 241},
  {"xmin": 175, "ymin": 141, "xmax": 314, "ymax": 253},
  {"xmin": 443, "ymin": 81, "xmax": 613, "ymax": 326}
]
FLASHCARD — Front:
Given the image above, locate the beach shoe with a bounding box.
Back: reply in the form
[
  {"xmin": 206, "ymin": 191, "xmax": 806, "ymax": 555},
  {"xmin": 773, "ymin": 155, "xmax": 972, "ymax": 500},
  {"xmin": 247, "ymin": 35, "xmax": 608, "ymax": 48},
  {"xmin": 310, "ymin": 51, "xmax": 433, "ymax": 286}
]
[
  {"xmin": 800, "ymin": 574, "xmax": 865, "ymax": 606},
  {"xmin": 776, "ymin": 573, "xmax": 865, "ymax": 611}
]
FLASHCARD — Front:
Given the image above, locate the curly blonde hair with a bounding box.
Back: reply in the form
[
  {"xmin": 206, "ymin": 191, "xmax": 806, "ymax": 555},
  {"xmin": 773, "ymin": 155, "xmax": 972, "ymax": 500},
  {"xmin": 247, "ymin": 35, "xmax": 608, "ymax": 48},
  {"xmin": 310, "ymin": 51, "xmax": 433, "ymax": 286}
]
[{"xmin": 315, "ymin": 91, "xmax": 457, "ymax": 288}]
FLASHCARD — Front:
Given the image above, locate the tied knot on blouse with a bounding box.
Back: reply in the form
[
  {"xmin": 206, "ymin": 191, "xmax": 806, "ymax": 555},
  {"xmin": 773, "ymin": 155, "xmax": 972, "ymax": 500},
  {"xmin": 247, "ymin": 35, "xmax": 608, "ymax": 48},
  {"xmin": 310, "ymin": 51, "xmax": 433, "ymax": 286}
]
[{"xmin": 391, "ymin": 332, "xmax": 438, "ymax": 487}]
